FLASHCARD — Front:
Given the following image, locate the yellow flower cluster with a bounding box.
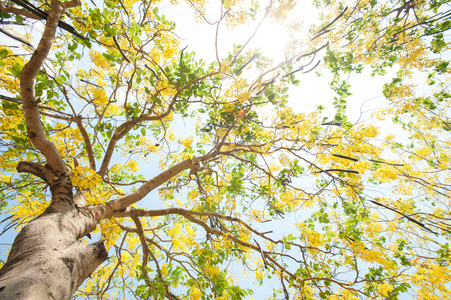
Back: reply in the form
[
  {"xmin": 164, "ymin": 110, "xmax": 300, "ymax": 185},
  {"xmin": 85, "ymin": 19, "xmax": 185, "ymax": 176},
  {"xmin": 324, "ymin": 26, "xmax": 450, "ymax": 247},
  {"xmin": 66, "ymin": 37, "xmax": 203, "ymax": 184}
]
[
  {"xmin": 49, "ymin": 123, "xmax": 85, "ymax": 159},
  {"xmin": 117, "ymin": 250, "xmax": 142, "ymax": 278},
  {"xmin": 90, "ymin": 87, "xmax": 109, "ymax": 106},
  {"xmin": 160, "ymin": 33, "xmax": 179, "ymax": 60},
  {"xmin": 0, "ymin": 47, "xmax": 23, "ymax": 94},
  {"xmin": 385, "ymin": 84, "xmax": 417, "ymax": 100},
  {"xmin": 255, "ymin": 268, "xmax": 264, "ymax": 282},
  {"xmin": 161, "ymin": 263, "xmax": 169, "ymax": 276},
  {"xmin": 350, "ymin": 242, "xmax": 389, "ymax": 267},
  {"xmin": 104, "ymin": 104, "xmax": 121, "ymax": 117},
  {"xmin": 373, "ymin": 165, "xmax": 398, "ymax": 183},
  {"xmin": 182, "ymin": 136, "xmax": 194, "ymax": 147},
  {"xmin": 248, "ymin": 209, "xmax": 268, "ymax": 222},
  {"xmin": 166, "ymin": 129, "xmax": 176, "ymax": 142},
  {"xmin": 220, "ymin": 60, "xmax": 232, "ymax": 73},
  {"xmin": 205, "ymin": 265, "xmax": 220, "ymax": 277},
  {"xmin": 326, "ymin": 289, "xmax": 360, "ymax": 300},
  {"xmin": 89, "ymin": 50, "xmax": 111, "ymax": 70},
  {"xmin": 99, "ymin": 218, "xmax": 122, "ymax": 250},
  {"xmin": 278, "ymin": 153, "xmax": 290, "ymax": 165},
  {"xmin": 189, "ymin": 287, "xmax": 202, "ymax": 300},
  {"xmin": 72, "ymin": 165, "xmax": 102, "ymax": 190},
  {"xmin": 8, "ymin": 192, "xmax": 50, "ymax": 223},
  {"xmin": 225, "ymin": 10, "xmax": 249, "ymax": 27},
  {"xmin": 167, "ymin": 222, "xmax": 197, "ymax": 251},
  {"xmin": 139, "ymin": 136, "xmax": 159, "ymax": 154},
  {"xmin": 363, "ymin": 215, "xmax": 383, "ymax": 238},
  {"xmin": 377, "ymin": 282, "xmax": 394, "ymax": 297},
  {"xmin": 296, "ymin": 222, "xmax": 323, "ymax": 248},
  {"xmin": 397, "ymin": 39, "xmax": 433, "ymax": 72},
  {"xmin": 223, "ymin": 78, "xmax": 249, "ymax": 102},
  {"xmin": 411, "ymin": 264, "xmax": 451, "ymax": 299},
  {"xmin": 0, "ymin": 107, "xmax": 24, "ymax": 132},
  {"xmin": 127, "ymin": 159, "xmax": 139, "ymax": 172}
]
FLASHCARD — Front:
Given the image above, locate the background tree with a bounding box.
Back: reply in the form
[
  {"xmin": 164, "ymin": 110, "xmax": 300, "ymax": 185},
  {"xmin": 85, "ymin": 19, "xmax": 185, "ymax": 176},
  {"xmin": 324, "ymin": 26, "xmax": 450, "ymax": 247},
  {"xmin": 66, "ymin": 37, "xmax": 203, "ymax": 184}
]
[{"xmin": 0, "ymin": 0, "xmax": 450, "ymax": 299}]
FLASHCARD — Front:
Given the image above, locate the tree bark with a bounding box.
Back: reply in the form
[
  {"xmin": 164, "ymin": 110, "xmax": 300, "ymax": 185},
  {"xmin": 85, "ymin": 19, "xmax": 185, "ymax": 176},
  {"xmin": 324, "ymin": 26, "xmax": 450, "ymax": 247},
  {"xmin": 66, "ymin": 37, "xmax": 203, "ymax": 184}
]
[
  {"xmin": 0, "ymin": 212, "xmax": 107, "ymax": 300},
  {"xmin": 0, "ymin": 180, "xmax": 108, "ymax": 299},
  {"xmin": 0, "ymin": 165, "xmax": 108, "ymax": 299}
]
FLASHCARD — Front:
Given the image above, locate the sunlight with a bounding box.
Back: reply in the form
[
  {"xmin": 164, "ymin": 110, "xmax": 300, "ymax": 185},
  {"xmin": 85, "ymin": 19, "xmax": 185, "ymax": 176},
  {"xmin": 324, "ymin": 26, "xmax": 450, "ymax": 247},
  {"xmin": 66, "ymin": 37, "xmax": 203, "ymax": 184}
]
[{"xmin": 250, "ymin": 20, "xmax": 290, "ymax": 62}]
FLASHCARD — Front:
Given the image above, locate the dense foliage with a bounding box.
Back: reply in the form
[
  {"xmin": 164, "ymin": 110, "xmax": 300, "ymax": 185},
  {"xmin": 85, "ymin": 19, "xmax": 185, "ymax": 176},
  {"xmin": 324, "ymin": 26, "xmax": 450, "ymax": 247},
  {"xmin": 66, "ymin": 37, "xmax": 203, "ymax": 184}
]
[{"xmin": 0, "ymin": 0, "xmax": 450, "ymax": 298}]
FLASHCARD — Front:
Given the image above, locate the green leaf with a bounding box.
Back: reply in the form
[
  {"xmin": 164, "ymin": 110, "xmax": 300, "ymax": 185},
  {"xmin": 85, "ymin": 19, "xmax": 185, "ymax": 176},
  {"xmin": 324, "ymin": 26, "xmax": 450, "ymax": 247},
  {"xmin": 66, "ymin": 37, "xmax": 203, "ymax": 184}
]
[
  {"xmin": 15, "ymin": 14, "xmax": 24, "ymax": 25},
  {"xmin": 0, "ymin": 12, "xmax": 11, "ymax": 19},
  {"xmin": 133, "ymin": 35, "xmax": 142, "ymax": 46},
  {"xmin": 10, "ymin": 63, "xmax": 23, "ymax": 78},
  {"xmin": 441, "ymin": 20, "xmax": 451, "ymax": 31},
  {"xmin": 90, "ymin": 9, "xmax": 101, "ymax": 22},
  {"xmin": 102, "ymin": 52, "xmax": 116, "ymax": 62},
  {"xmin": 0, "ymin": 49, "xmax": 8, "ymax": 58},
  {"xmin": 2, "ymin": 100, "xmax": 19, "ymax": 110},
  {"xmin": 268, "ymin": 93, "xmax": 275, "ymax": 102}
]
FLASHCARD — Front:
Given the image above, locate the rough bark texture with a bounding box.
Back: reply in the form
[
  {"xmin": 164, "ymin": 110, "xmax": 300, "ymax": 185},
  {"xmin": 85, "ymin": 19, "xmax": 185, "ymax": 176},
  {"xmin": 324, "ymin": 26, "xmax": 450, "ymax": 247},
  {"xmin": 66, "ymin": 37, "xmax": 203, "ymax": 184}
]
[
  {"xmin": 0, "ymin": 168, "xmax": 108, "ymax": 300},
  {"xmin": 0, "ymin": 212, "xmax": 107, "ymax": 300}
]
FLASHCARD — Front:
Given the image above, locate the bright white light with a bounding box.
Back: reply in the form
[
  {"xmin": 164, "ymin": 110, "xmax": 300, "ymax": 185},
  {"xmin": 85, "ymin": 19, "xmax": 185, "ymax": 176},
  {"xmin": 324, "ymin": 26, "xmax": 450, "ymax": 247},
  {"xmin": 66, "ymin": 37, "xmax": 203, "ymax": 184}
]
[{"xmin": 250, "ymin": 20, "xmax": 290, "ymax": 62}]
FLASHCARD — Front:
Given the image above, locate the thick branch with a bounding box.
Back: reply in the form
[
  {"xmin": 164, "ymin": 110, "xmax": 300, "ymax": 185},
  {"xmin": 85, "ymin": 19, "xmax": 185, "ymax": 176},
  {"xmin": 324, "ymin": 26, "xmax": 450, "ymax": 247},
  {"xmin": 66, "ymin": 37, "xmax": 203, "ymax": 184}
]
[
  {"xmin": 0, "ymin": 3, "xmax": 40, "ymax": 19},
  {"xmin": 20, "ymin": 0, "xmax": 67, "ymax": 174},
  {"xmin": 94, "ymin": 152, "xmax": 217, "ymax": 220},
  {"xmin": 16, "ymin": 161, "xmax": 49, "ymax": 182}
]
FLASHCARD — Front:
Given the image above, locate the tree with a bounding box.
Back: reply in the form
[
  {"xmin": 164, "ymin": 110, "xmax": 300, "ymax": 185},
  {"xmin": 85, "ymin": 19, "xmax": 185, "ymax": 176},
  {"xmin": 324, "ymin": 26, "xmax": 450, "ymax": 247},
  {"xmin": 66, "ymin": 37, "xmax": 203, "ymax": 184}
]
[{"xmin": 0, "ymin": 0, "xmax": 450, "ymax": 299}]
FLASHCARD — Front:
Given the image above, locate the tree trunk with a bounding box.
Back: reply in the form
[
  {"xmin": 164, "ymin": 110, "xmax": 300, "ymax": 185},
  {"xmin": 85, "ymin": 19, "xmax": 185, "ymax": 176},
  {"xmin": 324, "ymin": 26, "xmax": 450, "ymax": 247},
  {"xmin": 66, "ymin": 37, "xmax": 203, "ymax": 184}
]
[{"xmin": 0, "ymin": 172, "xmax": 108, "ymax": 300}]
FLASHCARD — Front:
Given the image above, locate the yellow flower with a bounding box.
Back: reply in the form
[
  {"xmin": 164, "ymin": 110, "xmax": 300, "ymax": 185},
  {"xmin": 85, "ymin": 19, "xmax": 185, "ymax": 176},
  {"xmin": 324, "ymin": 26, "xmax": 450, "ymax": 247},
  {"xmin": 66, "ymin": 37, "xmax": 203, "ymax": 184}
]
[
  {"xmin": 91, "ymin": 87, "xmax": 108, "ymax": 106},
  {"xmin": 128, "ymin": 159, "xmax": 139, "ymax": 172},
  {"xmin": 182, "ymin": 136, "xmax": 193, "ymax": 147},
  {"xmin": 167, "ymin": 130, "xmax": 176, "ymax": 142},
  {"xmin": 161, "ymin": 263, "xmax": 168, "ymax": 276},
  {"xmin": 189, "ymin": 287, "xmax": 202, "ymax": 300},
  {"xmin": 377, "ymin": 283, "xmax": 394, "ymax": 297}
]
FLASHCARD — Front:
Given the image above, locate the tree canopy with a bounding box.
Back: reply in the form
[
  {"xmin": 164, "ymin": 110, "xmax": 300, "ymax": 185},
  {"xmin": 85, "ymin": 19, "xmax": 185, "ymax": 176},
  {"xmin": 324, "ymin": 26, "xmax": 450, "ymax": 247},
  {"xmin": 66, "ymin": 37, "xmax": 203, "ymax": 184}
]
[{"xmin": 0, "ymin": 0, "xmax": 450, "ymax": 299}]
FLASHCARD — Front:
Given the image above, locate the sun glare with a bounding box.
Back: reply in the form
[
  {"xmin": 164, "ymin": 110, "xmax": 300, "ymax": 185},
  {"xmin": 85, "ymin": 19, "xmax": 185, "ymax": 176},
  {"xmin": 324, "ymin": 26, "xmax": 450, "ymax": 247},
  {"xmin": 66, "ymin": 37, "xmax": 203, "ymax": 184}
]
[{"xmin": 250, "ymin": 21, "xmax": 290, "ymax": 62}]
